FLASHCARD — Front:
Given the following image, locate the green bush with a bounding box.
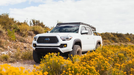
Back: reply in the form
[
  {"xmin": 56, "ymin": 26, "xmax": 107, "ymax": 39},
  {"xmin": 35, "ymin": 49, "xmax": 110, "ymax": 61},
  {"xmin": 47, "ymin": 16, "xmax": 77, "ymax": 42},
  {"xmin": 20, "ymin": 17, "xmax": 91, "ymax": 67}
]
[
  {"xmin": 101, "ymin": 33, "xmax": 134, "ymax": 44},
  {"xmin": 7, "ymin": 29, "xmax": 16, "ymax": 41},
  {"xmin": 19, "ymin": 24, "xmax": 30, "ymax": 37},
  {"xmin": 12, "ymin": 24, "xmax": 19, "ymax": 32},
  {"xmin": 31, "ymin": 26, "xmax": 44, "ymax": 34},
  {"xmin": 0, "ymin": 14, "xmax": 14, "ymax": 30},
  {"xmin": 0, "ymin": 54, "xmax": 10, "ymax": 61},
  {"xmin": 116, "ymin": 33, "xmax": 128, "ymax": 42}
]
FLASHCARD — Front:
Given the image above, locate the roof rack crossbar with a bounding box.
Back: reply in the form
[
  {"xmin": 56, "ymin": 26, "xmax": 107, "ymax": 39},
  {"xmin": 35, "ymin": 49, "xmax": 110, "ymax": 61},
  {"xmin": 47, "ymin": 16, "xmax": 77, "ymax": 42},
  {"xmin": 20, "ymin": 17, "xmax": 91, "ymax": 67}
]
[{"xmin": 57, "ymin": 22, "xmax": 96, "ymax": 31}]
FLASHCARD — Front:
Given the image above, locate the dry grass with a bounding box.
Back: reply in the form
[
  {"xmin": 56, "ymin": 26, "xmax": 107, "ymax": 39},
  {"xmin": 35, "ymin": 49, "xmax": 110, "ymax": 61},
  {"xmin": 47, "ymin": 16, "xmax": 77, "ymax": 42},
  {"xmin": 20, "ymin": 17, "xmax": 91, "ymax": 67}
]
[
  {"xmin": 0, "ymin": 54, "xmax": 10, "ymax": 62},
  {"xmin": 21, "ymin": 50, "xmax": 33, "ymax": 60},
  {"xmin": 0, "ymin": 25, "xmax": 5, "ymax": 34}
]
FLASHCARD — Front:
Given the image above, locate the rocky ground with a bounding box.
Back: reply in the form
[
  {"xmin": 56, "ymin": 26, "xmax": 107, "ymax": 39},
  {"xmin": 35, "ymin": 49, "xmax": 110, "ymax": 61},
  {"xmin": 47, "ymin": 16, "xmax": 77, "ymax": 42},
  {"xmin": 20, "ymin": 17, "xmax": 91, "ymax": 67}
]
[{"xmin": 0, "ymin": 34, "xmax": 37, "ymax": 71}]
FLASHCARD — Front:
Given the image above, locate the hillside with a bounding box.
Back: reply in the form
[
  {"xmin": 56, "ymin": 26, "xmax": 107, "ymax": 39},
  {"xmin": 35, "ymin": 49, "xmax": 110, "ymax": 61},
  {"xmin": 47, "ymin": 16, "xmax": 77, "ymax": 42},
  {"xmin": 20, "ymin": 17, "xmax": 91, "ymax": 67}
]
[
  {"xmin": 1, "ymin": 13, "xmax": 134, "ymax": 75},
  {"xmin": 0, "ymin": 14, "xmax": 51, "ymax": 62},
  {"xmin": 100, "ymin": 32, "xmax": 134, "ymax": 45},
  {"xmin": 0, "ymin": 13, "xmax": 134, "ymax": 63}
]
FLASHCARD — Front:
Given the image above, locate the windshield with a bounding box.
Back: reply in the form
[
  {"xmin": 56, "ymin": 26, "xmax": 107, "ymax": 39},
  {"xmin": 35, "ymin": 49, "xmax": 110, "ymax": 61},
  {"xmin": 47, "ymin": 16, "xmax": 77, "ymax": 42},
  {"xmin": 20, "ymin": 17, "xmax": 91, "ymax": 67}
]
[{"xmin": 50, "ymin": 25, "xmax": 79, "ymax": 33}]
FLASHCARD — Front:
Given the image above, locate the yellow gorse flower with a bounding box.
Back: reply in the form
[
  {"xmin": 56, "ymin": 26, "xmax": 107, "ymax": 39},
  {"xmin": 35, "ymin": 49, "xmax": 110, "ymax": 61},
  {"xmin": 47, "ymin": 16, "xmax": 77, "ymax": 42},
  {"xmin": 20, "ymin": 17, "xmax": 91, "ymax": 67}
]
[{"xmin": 1, "ymin": 45, "xmax": 134, "ymax": 75}]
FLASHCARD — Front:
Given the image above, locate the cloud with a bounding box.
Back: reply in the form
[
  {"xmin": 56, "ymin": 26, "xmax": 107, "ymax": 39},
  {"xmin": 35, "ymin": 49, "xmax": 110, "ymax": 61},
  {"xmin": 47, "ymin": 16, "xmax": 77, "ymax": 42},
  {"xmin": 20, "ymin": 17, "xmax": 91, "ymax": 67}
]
[
  {"xmin": 9, "ymin": 0, "xmax": 134, "ymax": 33},
  {"xmin": 0, "ymin": 0, "xmax": 46, "ymax": 6},
  {"xmin": 0, "ymin": 0, "xmax": 27, "ymax": 6}
]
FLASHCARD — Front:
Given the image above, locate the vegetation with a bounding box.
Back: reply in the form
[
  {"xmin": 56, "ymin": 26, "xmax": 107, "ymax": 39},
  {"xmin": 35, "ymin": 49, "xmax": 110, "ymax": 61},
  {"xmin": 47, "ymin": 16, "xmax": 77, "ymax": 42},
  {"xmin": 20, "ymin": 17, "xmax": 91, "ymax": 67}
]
[
  {"xmin": 31, "ymin": 26, "xmax": 44, "ymax": 34},
  {"xmin": 7, "ymin": 29, "xmax": 16, "ymax": 41},
  {"xmin": 36, "ymin": 45, "xmax": 134, "ymax": 75},
  {"xmin": 0, "ymin": 54, "xmax": 9, "ymax": 61},
  {"xmin": 0, "ymin": 13, "xmax": 134, "ymax": 44},
  {"xmin": 0, "ymin": 13, "xmax": 51, "ymax": 38},
  {"xmin": 19, "ymin": 24, "xmax": 30, "ymax": 37},
  {"xmin": 0, "ymin": 64, "xmax": 37, "ymax": 75},
  {"xmin": 0, "ymin": 25, "xmax": 5, "ymax": 34},
  {"xmin": 1, "ymin": 13, "xmax": 134, "ymax": 75},
  {"xmin": 100, "ymin": 32, "xmax": 134, "ymax": 45},
  {"xmin": 0, "ymin": 14, "xmax": 15, "ymax": 30},
  {"xmin": 21, "ymin": 50, "xmax": 33, "ymax": 60},
  {"xmin": 0, "ymin": 49, "xmax": 33, "ymax": 62},
  {"xmin": 1, "ymin": 45, "xmax": 134, "ymax": 75}
]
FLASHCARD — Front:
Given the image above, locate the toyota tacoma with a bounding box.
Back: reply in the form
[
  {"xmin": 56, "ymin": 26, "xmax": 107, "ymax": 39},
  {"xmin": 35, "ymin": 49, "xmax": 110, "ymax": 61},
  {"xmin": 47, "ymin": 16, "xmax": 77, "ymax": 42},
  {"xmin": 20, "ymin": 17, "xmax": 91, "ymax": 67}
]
[{"xmin": 32, "ymin": 22, "xmax": 102, "ymax": 63}]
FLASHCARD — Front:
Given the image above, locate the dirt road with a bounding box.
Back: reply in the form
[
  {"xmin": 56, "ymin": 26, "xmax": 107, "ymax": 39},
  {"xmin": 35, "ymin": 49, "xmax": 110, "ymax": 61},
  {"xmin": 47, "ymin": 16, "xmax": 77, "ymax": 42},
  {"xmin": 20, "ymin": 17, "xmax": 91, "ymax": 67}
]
[{"xmin": 0, "ymin": 60, "xmax": 39, "ymax": 72}]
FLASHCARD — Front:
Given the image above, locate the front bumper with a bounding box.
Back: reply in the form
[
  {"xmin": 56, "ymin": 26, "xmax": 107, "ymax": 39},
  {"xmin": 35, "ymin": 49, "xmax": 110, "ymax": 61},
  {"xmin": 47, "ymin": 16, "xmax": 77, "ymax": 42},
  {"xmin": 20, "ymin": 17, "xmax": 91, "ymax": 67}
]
[
  {"xmin": 35, "ymin": 48, "xmax": 61, "ymax": 53},
  {"xmin": 32, "ymin": 35, "xmax": 74, "ymax": 53},
  {"xmin": 32, "ymin": 42, "xmax": 73, "ymax": 53}
]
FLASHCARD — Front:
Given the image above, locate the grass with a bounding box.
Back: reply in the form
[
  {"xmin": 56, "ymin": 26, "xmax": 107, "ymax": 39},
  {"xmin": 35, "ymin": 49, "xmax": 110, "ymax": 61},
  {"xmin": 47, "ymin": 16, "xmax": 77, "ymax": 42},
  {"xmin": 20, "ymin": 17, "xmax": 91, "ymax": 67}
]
[
  {"xmin": 0, "ymin": 54, "xmax": 10, "ymax": 62},
  {"xmin": 21, "ymin": 50, "xmax": 33, "ymax": 60},
  {"xmin": 0, "ymin": 48, "xmax": 33, "ymax": 62}
]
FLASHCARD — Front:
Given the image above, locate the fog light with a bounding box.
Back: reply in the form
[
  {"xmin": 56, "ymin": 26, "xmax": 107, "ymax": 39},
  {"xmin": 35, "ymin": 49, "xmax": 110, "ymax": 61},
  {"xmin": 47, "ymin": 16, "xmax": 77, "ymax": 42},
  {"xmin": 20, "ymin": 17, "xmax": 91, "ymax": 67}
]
[
  {"xmin": 64, "ymin": 45, "xmax": 67, "ymax": 47},
  {"xmin": 60, "ymin": 44, "xmax": 67, "ymax": 48},
  {"xmin": 33, "ymin": 44, "xmax": 36, "ymax": 47}
]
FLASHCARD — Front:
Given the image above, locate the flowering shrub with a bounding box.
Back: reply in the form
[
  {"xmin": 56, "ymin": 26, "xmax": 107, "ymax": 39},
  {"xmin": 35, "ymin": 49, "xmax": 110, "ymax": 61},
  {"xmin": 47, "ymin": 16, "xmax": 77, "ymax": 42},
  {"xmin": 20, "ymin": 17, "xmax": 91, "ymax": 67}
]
[
  {"xmin": 31, "ymin": 26, "xmax": 44, "ymax": 34},
  {"xmin": 1, "ymin": 45, "xmax": 134, "ymax": 75},
  {"xmin": 19, "ymin": 24, "xmax": 30, "ymax": 37},
  {"xmin": 38, "ymin": 53, "xmax": 99, "ymax": 75}
]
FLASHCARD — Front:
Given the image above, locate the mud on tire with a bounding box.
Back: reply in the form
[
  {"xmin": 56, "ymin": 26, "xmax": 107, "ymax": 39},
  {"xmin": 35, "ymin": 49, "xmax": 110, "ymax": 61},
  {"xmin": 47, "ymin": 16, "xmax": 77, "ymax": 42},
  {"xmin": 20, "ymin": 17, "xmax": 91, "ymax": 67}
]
[{"xmin": 69, "ymin": 45, "xmax": 82, "ymax": 57}]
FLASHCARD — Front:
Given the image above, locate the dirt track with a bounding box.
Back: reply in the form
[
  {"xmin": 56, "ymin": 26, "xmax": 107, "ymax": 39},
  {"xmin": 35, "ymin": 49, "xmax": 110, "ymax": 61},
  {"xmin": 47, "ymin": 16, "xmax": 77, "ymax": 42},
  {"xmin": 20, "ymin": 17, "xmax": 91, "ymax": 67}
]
[{"xmin": 0, "ymin": 60, "xmax": 39, "ymax": 72}]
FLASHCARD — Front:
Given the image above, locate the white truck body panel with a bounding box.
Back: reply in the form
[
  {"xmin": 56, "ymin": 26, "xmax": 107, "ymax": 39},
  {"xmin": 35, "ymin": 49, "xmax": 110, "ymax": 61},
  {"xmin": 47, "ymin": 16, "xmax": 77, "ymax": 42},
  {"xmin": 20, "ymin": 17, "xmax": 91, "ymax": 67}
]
[{"xmin": 32, "ymin": 22, "xmax": 103, "ymax": 54}]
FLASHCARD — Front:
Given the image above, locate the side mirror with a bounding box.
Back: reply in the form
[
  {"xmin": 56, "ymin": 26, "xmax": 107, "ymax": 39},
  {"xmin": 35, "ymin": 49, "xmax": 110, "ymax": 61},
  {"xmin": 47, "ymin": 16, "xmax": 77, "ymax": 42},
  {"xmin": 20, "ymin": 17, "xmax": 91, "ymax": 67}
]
[
  {"xmin": 81, "ymin": 30, "xmax": 88, "ymax": 34},
  {"xmin": 93, "ymin": 32, "xmax": 99, "ymax": 36}
]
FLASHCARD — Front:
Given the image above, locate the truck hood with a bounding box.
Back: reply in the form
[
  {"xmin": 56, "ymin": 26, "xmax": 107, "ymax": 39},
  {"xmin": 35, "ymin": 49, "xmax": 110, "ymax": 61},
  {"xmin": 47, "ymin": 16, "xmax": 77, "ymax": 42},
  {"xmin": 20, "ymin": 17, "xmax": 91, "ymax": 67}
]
[{"xmin": 36, "ymin": 33, "xmax": 78, "ymax": 37}]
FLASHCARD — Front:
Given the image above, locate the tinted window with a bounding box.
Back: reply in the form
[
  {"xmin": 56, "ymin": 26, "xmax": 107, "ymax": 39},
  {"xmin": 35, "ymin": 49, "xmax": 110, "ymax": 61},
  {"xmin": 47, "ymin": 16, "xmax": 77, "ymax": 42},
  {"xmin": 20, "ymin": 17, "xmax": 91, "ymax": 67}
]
[{"xmin": 50, "ymin": 25, "xmax": 79, "ymax": 33}]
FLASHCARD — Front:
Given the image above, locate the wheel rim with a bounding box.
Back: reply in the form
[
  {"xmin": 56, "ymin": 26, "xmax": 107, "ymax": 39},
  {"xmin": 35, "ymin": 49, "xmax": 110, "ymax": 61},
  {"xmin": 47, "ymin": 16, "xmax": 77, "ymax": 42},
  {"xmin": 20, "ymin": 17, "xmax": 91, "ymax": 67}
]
[{"xmin": 77, "ymin": 48, "xmax": 81, "ymax": 55}]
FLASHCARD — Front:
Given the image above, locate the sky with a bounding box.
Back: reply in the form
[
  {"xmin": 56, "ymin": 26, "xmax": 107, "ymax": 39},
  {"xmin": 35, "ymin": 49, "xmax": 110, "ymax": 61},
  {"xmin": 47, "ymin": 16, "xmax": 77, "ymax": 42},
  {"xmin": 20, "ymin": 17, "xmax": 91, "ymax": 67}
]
[{"xmin": 0, "ymin": 0, "xmax": 134, "ymax": 34}]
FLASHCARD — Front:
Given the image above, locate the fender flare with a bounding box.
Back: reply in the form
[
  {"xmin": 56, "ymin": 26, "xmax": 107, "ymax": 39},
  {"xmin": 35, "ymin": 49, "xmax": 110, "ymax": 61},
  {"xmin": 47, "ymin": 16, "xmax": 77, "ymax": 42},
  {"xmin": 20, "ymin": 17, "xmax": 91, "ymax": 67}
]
[
  {"xmin": 72, "ymin": 39, "xmax": 82, "ymax": 49},
  {"xmin": 96, "ymin": 40, "xmax": 101, "ymax": 45}
]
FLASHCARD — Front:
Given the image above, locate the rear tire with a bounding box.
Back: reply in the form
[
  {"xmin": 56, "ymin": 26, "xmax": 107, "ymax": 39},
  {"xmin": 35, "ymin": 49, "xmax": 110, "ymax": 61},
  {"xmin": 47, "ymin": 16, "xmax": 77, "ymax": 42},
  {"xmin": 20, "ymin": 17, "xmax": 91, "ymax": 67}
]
[
  {"xmin": 33, "ymin": 50, "xmax": 41, "ymax": 63},
  {"xmin": 95, "ymin": 43, "xmax": 101, "ymax": 50},
  {"xmin": 69, "ymin": 45, "xmax": 82, "ymax": 57}
]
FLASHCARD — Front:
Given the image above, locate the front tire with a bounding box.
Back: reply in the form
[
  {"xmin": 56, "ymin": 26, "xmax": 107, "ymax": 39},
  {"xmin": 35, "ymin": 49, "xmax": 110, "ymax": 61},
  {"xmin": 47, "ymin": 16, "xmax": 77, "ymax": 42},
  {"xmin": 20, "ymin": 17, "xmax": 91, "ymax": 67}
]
[
  {"xmin": 33, "ymin": 50, "xmax": 41, "ymax": 63},
  {"xmin": 69, "ymin": 45, "xmax": 82, "ymax": 57}
]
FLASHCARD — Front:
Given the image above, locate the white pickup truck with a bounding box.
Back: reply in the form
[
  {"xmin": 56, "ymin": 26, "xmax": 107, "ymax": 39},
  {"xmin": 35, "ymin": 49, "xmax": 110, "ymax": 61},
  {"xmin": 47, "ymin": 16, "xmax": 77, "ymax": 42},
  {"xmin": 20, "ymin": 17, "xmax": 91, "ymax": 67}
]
[{"xmin": 32, "ymin": 22, "xmax": 102, "ymax": 63}]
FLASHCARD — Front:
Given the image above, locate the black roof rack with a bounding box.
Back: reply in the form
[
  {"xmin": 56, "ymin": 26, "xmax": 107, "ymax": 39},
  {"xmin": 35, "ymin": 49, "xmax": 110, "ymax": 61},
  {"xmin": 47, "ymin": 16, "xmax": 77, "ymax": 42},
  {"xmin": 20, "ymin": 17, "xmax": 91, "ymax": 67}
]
[{"xmin": 57, "ymin": 22, "xmax": 96, "ymax": 31}]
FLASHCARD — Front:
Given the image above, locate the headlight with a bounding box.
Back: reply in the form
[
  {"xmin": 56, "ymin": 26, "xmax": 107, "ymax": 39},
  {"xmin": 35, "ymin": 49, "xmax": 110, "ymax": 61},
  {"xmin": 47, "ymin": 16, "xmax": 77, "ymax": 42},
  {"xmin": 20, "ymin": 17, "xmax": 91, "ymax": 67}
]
[
  {"xmin": 34, "ymin": 36, "xmax": 37, "ymax": 41},
  {"xmin": 60, "ymin": 36, "xmax": 72, "ymax": 41}
]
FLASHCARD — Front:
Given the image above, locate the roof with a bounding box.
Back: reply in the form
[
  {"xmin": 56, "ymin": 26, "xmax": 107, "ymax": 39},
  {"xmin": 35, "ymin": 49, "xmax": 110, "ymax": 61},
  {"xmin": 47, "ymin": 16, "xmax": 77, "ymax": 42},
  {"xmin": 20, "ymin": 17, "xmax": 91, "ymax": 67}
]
[{"xmin": 57, "ymin": 22, "xmax": 96, "ymax": 31}]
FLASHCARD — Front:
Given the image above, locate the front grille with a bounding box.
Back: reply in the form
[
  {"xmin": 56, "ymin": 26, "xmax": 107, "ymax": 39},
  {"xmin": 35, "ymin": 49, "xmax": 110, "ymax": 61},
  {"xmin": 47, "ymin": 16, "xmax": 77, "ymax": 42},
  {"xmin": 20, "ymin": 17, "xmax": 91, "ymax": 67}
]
[{"xmin": 37, "ymin": 36, "xmax": 58, "ymax": 43}]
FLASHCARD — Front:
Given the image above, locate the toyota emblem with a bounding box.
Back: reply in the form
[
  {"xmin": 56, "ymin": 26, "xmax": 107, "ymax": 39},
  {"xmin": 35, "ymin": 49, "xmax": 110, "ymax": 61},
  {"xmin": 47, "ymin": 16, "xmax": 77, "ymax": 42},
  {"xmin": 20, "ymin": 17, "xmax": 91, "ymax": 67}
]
[{"xmin": 44, "ymin": 38, "xmax": 50, "ymax": 42}]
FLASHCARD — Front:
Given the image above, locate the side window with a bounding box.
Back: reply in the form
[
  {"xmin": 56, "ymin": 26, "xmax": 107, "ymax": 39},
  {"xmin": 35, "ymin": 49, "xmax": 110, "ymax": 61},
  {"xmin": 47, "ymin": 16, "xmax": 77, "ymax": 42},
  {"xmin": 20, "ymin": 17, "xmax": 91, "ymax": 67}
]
[{"xmin": 86, "ymin": 27, "xmax": 92, "ymax": 35}]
